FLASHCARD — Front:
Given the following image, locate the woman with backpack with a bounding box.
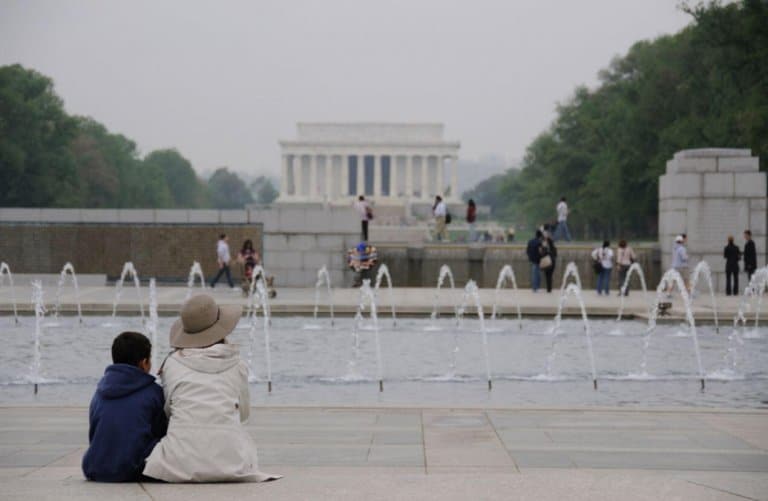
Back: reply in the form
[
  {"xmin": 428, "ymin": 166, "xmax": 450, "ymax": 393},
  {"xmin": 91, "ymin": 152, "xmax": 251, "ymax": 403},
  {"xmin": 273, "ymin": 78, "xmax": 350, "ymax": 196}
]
[
  {"xmin": 539, "ymin": 233, "xmax": 557, "ymax": 293},
  {"xmin": 591, "ymin": 240, "xmax": 614, "ymax": 296}
]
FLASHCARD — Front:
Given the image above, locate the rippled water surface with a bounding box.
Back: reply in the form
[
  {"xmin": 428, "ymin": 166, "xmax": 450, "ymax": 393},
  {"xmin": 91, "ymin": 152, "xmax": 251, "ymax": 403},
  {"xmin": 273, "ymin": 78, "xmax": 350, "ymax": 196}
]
[{"xmin": 2, "ymin": 315, "xmax": 766, "ymax": 408}]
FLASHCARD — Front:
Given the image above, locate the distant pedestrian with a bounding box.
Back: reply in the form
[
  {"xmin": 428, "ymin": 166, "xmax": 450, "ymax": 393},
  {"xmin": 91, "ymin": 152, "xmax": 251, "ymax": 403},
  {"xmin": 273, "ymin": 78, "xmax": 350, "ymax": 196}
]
[
  {"xmin": 553, "ymin": 197, "xmax": 572, "ymax": 242},
  {"xmin": 433, "ymin": 195, "xmax": 448, "ymax": 242},
  {"xmin": 591, "ymin": 240, "xmax": 613, "ymax": 295},
  {"xmin": 616, "ymin": 240, "xmax": 636, "ymax": 296},
  {"xmin": 539, "ymin": 234, "xmax": 557, "ymax": 293},
  {"xmin": 724, "ymin": 236, "xmax": 741, "ymax": 296},
  {"xmin": 210, "ymin": 234, "xmax": 234, "ymax": 289},
  {"xmin": 466, "ymin": 199, "xmax": 477, "ymax": 242},
  {"xmin": 744, "ymin": 230, "xmax": 757, "ymax": 283},
  {"xmin": 354, "ymin": 195, "xmax": 372, "ymax": 241},
  {"xmin": 526, "ymin": 230, "xmax": 543, "ymax": 292},
  {"xmin": 671, "ymin": 234, "xmax": 689, "ymax": 291}
]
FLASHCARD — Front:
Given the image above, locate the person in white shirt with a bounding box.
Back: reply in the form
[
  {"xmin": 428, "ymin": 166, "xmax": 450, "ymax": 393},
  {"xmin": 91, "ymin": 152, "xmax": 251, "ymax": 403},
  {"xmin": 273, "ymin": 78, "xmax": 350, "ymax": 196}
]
[
  {"xmin": 616, "ymin": 239, "xmax": 637, "ymax": 296},
  {"xmin": 433, "ymin": 196, "xmax": 448, "ymax": 242},
  {"xmin": 353, "ymin": 195, "xmax": 371, "ymax": 241},
  {"xmin": 591, "ymin": 240, "xmax": 614, "ymax": 295},
  {"xmin": 210, "ymin": 234, "xmax": 234, "ymax": 289},
  {"xmin": 554, "ymin": 197, "xmax": 572, "ymax": 242}
]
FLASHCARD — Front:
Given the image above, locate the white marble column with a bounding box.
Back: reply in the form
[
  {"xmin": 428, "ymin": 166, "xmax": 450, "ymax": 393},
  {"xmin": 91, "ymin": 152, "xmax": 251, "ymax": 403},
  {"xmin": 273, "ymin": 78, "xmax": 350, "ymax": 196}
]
[
  {"xmin": 340, "ymin": 154, "xmax": 349, "ymax": 197},
  {"xmin": 324, "ymin": 155, "xmax": 333, "ymax": 200},
  {"xmin": 309, "ymin": 154, "xmax": 317, "ymax": 199},
  {"xmin": 450, "ymin": 156, "xmax": 459, "ymax": 200},
  {"xmin": 373, "ymin": 155, "xmax": 382, "ymax": 197},
  {"xmin": 293, "ymin": 154, "xmax": 303, "ymax": 197},
  {"xmin": 405, "ymin": 155, "xmax": 413, "ymax": 198},
  {"xmin": 280, "ymin": 155, "xmax": 289, "ymax": 197},
  {"xmin": 436, "ymin": 155, "xmax": 444, "ymax": 196},
  {"xmin": 421, "ymin": 155, "xmax": 429, "ymax": 199},
  {"xmin": 390, "ymin": 155, "xmax": 398, "ymax": 197},
  {"xmin": 356, "ymin": 154, "xmax": 364, "ymax": 196}
]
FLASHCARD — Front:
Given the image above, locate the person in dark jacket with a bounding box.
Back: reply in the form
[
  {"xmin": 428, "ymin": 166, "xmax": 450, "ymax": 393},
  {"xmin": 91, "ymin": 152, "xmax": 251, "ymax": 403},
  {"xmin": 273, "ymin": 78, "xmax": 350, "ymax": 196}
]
[
  {"xmin": 743, "ymin": 230, "xmax": 757, "ymax": 283},
  {"xmin": 724, "ymin": 236, "xmax": 741, "ymax": 296},
  {"xmin": 82, "ymin": 332, "xmax": 167, "ymax": 482},
  {"xmin": 526, "ymin": 230, "xmax": 543, "ymax": 292},
  {"xmin": 540, "ymin": 234, "xmax": 557, "ymax": 293}
]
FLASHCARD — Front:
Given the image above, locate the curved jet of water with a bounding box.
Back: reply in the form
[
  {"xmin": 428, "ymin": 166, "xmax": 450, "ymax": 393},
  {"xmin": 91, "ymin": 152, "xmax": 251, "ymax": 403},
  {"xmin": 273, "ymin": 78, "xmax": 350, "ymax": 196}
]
[{"xmin": 490, "ymin": 265, "xmax": 523, "ymax": 329}]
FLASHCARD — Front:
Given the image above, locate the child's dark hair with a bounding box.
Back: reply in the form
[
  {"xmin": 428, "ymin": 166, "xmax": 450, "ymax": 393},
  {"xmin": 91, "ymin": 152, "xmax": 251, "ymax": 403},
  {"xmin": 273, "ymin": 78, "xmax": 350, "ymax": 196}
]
[{"xmin": 112, "ymin": 332, "xmax": 151, "ymax": 366}]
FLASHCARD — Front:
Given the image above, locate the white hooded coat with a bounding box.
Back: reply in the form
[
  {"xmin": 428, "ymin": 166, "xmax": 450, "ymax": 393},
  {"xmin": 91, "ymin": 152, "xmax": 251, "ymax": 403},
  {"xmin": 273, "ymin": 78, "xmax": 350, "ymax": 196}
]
[{"xmin": 143, "ymin": 343, "xmax": 279, "ymax": 483}]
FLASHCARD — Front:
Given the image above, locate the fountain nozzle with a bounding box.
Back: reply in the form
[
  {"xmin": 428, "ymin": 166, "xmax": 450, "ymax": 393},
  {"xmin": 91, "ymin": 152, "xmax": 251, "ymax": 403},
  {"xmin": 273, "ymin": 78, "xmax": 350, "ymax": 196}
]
[
  {"xmin": 268, "ymin": 381, "xmax": 272, "ymax": 393},
  {"xmin": 593, "ymin": 379, "xmax": 598, "ymax": 391},
  {"xmin": 487, "ymin": 380, "xmax": 492, "ymax": 391},
  {"xmin": 379, "ymin": 380, "xmax": 384, "ymax": 392}
]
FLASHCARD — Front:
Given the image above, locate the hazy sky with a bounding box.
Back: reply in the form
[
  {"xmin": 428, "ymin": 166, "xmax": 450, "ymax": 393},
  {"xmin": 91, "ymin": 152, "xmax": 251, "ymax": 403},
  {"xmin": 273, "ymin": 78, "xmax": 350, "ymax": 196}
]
[{"xmin": 0, "ymin": 1, "xmax": 691, "ymax": 179}]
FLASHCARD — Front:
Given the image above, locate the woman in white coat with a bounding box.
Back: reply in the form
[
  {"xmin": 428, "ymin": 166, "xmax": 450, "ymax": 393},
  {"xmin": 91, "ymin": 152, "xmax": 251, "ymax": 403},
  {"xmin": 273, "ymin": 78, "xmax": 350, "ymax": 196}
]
[{"xmin": 143, "ymin": 294, "xmax": 280, "ymax": 483}]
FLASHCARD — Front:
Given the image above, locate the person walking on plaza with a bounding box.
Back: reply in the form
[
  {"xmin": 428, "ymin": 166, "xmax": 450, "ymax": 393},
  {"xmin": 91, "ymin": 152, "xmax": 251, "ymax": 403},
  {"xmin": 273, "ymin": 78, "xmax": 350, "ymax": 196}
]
[
  {"xmin": 554, "ymin": 196, "xmax": 572, "ymax": 242},
  {"xmin": 592, "ymin": 240, "xmax": 613, "ymax": 295},
  {"xmin": 433, "ymin": 195, "xmax": 448, "ymax": 242},
  {"xmin": 354, "ymin": 195, "xmax": 372, "ymax": 241},
  {"xmin": 724, "ymin": 235, "xmax": 741, "ymax": 296},
  {"xmin": 466, "ymin": 199, "xmax": 477, "ymax": 242},
  {"xmin": 539, "ymin": 233, "xmax": 557, "ymax": 293},
  {"xmin": 671, "ymin": 234, "xmax": 689, "ymax": 291},
  {"xmin": 744, "ymin": 229, "xmax": 757, "ymax": 283},
  {"xmin": 616, "ymin": 239, "xmax": 636, "ymax": 296},
  {"xmin": 210, "ymin": 234, "xmax": 234, "ymax": 289},
  {"xmin": 527, "ymin": 230, "xmax": 543, "ymax": 292}
]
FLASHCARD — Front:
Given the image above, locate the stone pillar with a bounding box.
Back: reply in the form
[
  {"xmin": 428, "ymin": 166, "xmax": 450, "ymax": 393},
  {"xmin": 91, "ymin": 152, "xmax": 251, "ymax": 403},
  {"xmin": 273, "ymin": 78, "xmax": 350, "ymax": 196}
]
[
  {"xmin": 280, "ymin": 155, "xmax": 289, "ymax": 197},
  {"xmin": 324, "ymin": 155, "xmax": 333, "ymax": 200},
  {"xmin": 405, "ymin": 155, "xmax": 413, "ymax": 198},
  {"xmin": 373, "ymin": 154, "xmax": 382, "ymax": 197},
  {"xmin": 421, "ymin": 155, "xmax": 429, "ymax": 199},
  {"xmin": 340, "ymin": 154, "xmax": 349, "ymax": 197},
  {"xmin": 450, "ymin": 155, "xmax": 459, "ymax": 200},
  {"xmin": 659, "ymin": 148, "xmax": 766, "ymax": 292},
  {"xmin": 356, "ymin": 154, "xmax": 364, "ymax": 196},
  {"xmin": 390, "ymin": 155, "xmax": 398, "ymax": 197},
  {"xmin": 436, "ymin": 155, "xmax": 444, "ymax": 196},
  {"xmin": 309, "ymin": 154, "xmax": 317, "ymax": 199},
  {"xmin": 294, "ymin": 154, "xmax": 303, "ymax": 197}
]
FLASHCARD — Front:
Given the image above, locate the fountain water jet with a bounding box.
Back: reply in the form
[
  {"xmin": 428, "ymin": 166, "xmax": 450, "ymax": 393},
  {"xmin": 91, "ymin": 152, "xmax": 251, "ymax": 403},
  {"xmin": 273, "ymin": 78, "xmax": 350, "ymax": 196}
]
[
  {"xmin": 31, "ymin": 281, "xmax": 46, "ymax": 394},
  {"xmin": 313, "ymin": 266, "xmax": 335, "ymax": 326},
  {"xmin": 689, "ymin": 261, "xmax": 720, "ymax": 333},
  {"xmin": 184, "ymin": 261, "xmax": 206, "ymax": 300},
  {"xmin": 490, "ymin": 265, "xmax": 522, "ymax": 329},
  {"xmin": 53, "ymin": 262, "xmax": 83, "ymax": 324},
  {"xmin": 642, "ymin": 269, "xmax": 706, "ymax": 390},
  {"xmin": 458, "ymin": 280, "xmax": 492, "ymax": 390},
  {"xmin": 0, "ymin": 262, "xmax": 19, "ymax": 324},
  {"xmin": 354, "ymin": 279, "xmax": 384, "ymax": 391},
  {"xmin": 374, "ymin": 264, "xmax": 396, "ymax": 327},
  {"xmin": 111, "ymin": 262, "xmax": 145, "ymax": 320},
  {"xmin": 546, "ymin": 283, "xmax": 598, "ymax": 389},
  {"xmin": 616, "ymin": 262, "xmax": 650, "ymax": 322},
  {"xmin": 246, "ymin": 277, "xmax": 273, "ymax": 392},
  {"xmin": 430, "ymin": 265, "xmax": 458, "ymax": 326},
  {"xmin": 147, "ymin": 278, "xmax": 159, "ymax": 371},
  {"xmin": 246, "ymin": 265, "xmax": 266, "ymax": 319}
]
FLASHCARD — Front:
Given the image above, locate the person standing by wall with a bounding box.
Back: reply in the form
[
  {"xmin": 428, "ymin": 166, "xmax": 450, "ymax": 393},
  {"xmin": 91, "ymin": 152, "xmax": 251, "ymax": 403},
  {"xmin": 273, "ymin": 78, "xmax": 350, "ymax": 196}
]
[
  {"xmin": 210, "ymin": 234, "xmax": 234, "ymax": 289},
  {"xmin": 724, "ymin": 235, "xmax": 741, "ymax": 296},
  {"xmin": 671, "ymin": 234, "xmax": 689, "ymax": 291},
  {"xmin": 615, "ymin": 240, "xmax": 636, "ymax": 296},
  {"xmin": 743, "ymin": 229, "xmax": 757, "ymax": 284},
  {"xmin": 526, "ymin": 230, "xmax": 543, "ymax": 292},
  {"xmin": 591, "ymin": 240, "xmax": 613, "ymax": 295},
  {"xmin": 539, "ymin": 233, "xmax": 557, "ymax": 293},
  {"xmin": 466, "ymin": 199, "xmax": 477, "ymax": 243},
  {"xmin": 433, "ymin": 195, "xmax": 448, "ymax": 242},
  {"xmin": 354, "ymin": 195, "xmax": 372, "ymax": 241},
  {"xmin": 554, "ymin": 197, "xmax": 572, "ymax": 242}
]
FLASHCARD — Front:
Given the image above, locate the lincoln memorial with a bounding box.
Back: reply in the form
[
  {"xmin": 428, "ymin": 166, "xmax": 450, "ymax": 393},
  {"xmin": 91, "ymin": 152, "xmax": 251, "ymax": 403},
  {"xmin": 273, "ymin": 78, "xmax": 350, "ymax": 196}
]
[{"xmin": 277, "ymin": 123, "xmax": 461, "ymax": 207}]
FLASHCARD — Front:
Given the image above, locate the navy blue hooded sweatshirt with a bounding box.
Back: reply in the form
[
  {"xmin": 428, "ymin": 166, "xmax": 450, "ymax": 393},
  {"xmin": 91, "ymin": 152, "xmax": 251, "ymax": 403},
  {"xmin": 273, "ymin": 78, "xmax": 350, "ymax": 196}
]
[{"xmin": 82, "ymin": 364, "xmax": 168, "ymax": 482}]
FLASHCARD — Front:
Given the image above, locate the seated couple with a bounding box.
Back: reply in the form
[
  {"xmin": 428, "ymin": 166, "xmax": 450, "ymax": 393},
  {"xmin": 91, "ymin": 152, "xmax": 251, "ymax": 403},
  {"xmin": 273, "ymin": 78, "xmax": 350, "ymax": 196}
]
[{"xmin": 82, "ymin": 295, "xmax": 280, "ymax": 483}]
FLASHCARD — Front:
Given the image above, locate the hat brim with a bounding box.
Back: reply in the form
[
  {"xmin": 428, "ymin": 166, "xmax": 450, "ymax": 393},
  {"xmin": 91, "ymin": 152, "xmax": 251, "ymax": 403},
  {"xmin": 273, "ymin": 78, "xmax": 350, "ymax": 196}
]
[{"xmin": 169, "ymin": 304, "xmax": 242, "ymax": 348}]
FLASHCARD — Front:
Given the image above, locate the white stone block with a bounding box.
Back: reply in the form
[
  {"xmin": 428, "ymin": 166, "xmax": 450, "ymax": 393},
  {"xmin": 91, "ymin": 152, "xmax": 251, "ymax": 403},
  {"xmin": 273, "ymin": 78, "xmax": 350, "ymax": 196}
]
[
  {"xmin": 750, "ymin": 210, "xmax": 766, "ymax": 236},
  {"xmin": 118, "ymin": 209, "xmax": 154, "ymax": 223},
  {"xmin": 278, "ymin": 207, "xmax": 310, "ymax": 233},
  {"xmin": 703, "ymin": 173, "xmax": 734, "ymax": 197},
  {"xmin": 263, "ymin": 234, "xmax": 289, "ymax": 252},
  {"xmin": 659, "ymin": 173, "xmax": 702, "ymax": 198},
  {"xmin": 303, "ymin": 251, "xmax": 332, "ymax": 270},
  {"xmin": 287, "ymin": 234, "xmax": 317, "ymax": 251},
  {"xmin": 219, "ymin": 210, "xmax": 248, "ymax": 223},
  {"xmin": 671, "ymin": 158, "xmax": 717, "ymax": 173},
  {"xmin": 0, "ymin": 208, "xmax": 42, "ymax": 221},
  {"xmin": 659, "ymin": 199, "xmax": 688, "ymax": 211},
  {"xmin": 80, "ymin": 209, "xmax": 119, "ymax": 222},
  {"xmin": 751, "ymin": 198, "xmax": 767, "ymax": 210},
  {"xmin": 188, "ymin": 210, "xmax": 219, "ymax": 223},
  {"xmin": 305, "ymin": 208, "xmax": 330, "ymax": 233},
  {"xmin": 155, "ymin": 210, "xmax": 189, "ymax": 223},
  {"xmin": 735, "ymin": 172, "xmax": 767, "ymax": 198},
  {"xmin": 675, "ymin": 148, "xmax": 750, "ymax": 159},
  {"xmin": 317, "ymin": 234, "xmax": 345, "ymax": 250},
  {"xmin": 718, "ymin": 156, "xmax": 759, "ymax": 173},
  {"xmin": 659, "ymin": 210, "xmax": 687, "ymax": 235},
  {"xmin": 265, "ymin": 250, "xmax": 302, "ymax": 269},
  {"xmin": 40, "ymin": 208, "xmax": 82, "ymax": 222},
  {"xmin": 249, "ymin": 209, "xmax": 279, "ymax": 231}
]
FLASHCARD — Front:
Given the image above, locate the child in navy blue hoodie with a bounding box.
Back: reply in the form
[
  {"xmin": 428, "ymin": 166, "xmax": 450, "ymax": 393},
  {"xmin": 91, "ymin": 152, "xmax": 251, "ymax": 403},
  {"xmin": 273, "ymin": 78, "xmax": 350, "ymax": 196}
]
[{"xmin": 82, "ymin": 332, "xmax": 168, "ymax": 482}]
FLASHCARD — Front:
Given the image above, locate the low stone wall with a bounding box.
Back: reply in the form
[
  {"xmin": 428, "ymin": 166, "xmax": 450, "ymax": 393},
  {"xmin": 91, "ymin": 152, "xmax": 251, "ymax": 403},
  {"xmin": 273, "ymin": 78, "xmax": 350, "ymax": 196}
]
[{"xmin": 375, "ymin": 243, "xmax": 662, "ymax": 290}]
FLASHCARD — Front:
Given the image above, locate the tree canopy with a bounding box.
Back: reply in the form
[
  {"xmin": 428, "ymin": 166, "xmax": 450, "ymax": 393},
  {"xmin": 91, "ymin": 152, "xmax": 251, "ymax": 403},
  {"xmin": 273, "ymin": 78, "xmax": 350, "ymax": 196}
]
[{"xmin": 476, "ymin": 0, "xmax": 768, "ymax": 238}]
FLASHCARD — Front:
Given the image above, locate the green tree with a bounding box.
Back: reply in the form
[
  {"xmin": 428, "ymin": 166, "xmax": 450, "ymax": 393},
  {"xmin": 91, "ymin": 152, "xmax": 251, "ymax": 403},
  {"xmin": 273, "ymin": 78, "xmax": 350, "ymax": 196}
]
[
  {"xmin": 144, "ymin": 149, "xmax": 208, "ymax": 207},
  {"xmin": 208, "ymin": 168, "xmax": 254, "ymax": 208},
  {"xmin": 249, "ymin": 175, "xmax": 279, "ymax": 205}
]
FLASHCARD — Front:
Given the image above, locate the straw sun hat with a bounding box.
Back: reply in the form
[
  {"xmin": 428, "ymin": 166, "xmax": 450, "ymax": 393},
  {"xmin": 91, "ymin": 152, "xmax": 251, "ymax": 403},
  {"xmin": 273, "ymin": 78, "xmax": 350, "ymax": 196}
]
[{"xmin": 170, "ymin": 294, "xmax": 241, "ymax": 348}]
